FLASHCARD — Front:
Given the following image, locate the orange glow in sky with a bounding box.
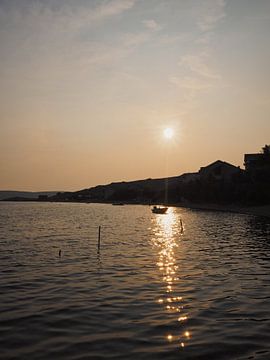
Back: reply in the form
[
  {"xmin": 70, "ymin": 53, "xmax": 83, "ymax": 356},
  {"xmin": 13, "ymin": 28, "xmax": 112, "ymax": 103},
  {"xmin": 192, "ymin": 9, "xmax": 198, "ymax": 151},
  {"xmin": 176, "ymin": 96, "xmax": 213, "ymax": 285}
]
[{"xmin": 0, "ymin": 1, "xmax": 270, "ymax": 190}]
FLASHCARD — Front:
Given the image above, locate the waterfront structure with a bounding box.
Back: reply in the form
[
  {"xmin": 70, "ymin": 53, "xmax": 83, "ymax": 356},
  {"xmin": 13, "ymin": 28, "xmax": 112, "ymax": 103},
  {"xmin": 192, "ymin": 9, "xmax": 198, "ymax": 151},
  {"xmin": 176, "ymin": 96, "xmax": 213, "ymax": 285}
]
[
  {"xmin": 244, "ymin": 145, "xmax": 270, "ymax": 180},
  {"xmin": 199, "ymin": 160, "xmax": 241, "ymax": 183}
]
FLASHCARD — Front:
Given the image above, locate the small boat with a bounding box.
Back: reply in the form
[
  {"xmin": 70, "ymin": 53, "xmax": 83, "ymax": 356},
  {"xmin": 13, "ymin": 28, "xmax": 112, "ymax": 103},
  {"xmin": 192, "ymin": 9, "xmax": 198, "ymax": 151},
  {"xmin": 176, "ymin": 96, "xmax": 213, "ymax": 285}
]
[
  {"xmin": 151, "ymin": 206, "xmax": 168, "ymax": 214},
  {"xmin": 112, "ymin": 202, "xmax": 124, "ymax": 206}
]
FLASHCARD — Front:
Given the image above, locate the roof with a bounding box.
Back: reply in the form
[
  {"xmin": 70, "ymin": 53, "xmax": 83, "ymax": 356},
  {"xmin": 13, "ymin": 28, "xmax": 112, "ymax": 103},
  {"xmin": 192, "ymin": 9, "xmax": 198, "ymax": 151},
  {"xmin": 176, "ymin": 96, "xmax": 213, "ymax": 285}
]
[{"xmin": 199, "ymin": 160, "xmax": 239, "ymax": 172}]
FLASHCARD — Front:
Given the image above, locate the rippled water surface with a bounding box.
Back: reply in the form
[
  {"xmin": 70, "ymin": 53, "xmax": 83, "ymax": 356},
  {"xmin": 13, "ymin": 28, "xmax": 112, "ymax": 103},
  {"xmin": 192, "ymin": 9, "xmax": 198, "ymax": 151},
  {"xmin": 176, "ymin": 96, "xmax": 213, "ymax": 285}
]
[{"xmin": 1, "ymin": 202, "xmax": 270, "ymax": 359}]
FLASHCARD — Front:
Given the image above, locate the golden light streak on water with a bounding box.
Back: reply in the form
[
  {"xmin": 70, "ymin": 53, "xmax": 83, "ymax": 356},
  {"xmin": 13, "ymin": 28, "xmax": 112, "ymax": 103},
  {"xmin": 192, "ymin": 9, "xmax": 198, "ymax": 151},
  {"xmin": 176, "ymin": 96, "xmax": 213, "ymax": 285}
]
[
  {"xmin": 178, "ymin": 316, "xmax": 188, "ymax": 322},
  {"xmin": 151, "ymin": 207, "xmax": 190, "ymax": 348}
]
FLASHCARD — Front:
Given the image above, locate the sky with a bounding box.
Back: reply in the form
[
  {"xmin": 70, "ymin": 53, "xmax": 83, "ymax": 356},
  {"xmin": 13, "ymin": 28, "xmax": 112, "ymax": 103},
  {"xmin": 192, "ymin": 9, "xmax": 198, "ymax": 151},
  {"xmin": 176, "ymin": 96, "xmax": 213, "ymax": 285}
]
[{"xmin": 0, "ymin": 0, "xmax": 270, "ymax": 191}]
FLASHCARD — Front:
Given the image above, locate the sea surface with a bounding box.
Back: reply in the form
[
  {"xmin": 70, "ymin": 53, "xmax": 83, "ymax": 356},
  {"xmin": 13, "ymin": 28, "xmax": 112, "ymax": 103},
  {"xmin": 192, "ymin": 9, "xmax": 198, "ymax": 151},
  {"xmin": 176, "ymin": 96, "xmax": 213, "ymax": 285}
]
[{"xmin": 0, "ymin": 202, "xmax": 270, "ymax": 360}]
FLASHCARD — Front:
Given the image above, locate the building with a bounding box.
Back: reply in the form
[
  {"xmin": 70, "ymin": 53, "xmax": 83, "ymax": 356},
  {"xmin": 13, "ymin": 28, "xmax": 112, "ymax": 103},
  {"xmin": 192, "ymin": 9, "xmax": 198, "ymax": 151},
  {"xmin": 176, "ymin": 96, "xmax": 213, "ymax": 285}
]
[
  {"xmin": 244, "ymin": 145, "xmax": 270, "ymax": 180},
  {"xmin": 244, "ymin": 145, "xmax": 270, "ymax": 171},
  {"xmin": 179, "ymin": 172, "xmax": 199, "ymax": 183},
  {"xmin": 199, "ymin": 160, "xmax": 241, "ymax": 182}
]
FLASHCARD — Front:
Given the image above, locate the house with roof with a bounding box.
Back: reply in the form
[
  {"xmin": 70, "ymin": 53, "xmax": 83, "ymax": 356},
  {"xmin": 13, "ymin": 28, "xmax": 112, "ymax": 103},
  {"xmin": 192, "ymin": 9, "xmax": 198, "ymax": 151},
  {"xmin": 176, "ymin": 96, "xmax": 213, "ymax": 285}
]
[{"xmin": 199, "ymin": 160, "xmax": 241, "ymax": 183}]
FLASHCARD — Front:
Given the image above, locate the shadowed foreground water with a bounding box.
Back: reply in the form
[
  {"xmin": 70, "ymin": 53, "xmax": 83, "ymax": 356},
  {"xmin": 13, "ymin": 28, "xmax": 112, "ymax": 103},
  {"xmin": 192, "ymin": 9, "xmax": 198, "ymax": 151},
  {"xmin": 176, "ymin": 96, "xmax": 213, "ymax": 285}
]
[{"xmin": 0, "ymin": 202, "xmax": 270, "ymax": 359}]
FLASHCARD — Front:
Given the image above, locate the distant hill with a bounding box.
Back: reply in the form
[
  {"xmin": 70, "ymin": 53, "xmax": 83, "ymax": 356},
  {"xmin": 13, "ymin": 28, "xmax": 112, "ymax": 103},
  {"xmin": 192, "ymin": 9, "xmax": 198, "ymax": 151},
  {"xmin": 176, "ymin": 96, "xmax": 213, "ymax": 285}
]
[
  {"xmin": 2, "ymin": 146, "xmax": 269, "ymax": 206},
  {"xmin": 49, "ymin": 175, "xmax": 190, "ymax": 203},
  {"xmin": 0, "ymin": 191, "xmax": 58, "ymax": 200}
]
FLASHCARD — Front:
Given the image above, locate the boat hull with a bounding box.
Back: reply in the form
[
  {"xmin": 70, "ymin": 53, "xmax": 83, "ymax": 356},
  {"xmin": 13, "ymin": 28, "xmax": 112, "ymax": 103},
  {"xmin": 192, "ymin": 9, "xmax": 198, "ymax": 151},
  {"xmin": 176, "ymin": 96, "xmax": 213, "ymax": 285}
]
[{"xmin": 151, "ymin": 206, "xmax": 168, "ymax": 214}]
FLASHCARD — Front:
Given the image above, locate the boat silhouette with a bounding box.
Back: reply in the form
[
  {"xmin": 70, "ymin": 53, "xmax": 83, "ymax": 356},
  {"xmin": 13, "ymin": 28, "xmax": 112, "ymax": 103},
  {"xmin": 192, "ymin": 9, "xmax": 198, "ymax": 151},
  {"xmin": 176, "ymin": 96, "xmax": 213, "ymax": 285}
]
[{"xmin": 151, "ymin": 206, "xmax": 168, "ymax": 214}]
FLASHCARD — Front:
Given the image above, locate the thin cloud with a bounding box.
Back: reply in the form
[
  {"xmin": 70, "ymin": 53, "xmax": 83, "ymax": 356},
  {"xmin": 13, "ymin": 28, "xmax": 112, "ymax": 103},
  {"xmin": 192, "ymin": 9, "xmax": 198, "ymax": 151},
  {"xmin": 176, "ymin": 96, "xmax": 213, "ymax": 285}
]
[
  {"xmin": 0, "ymin": 0, "xmax": 139, "ymax": 73},
  {"xmin": 78, "ymin": 30, "xmax": 153, "ymax": 68},
  {"xmin": 142, "ymin": 19, "xmax": 162, "ymax": 31},
  {"xmin": 198, "ymin": 0, "xmax": 226, "ymax": 31},
  {"xmin": 86, "ymin": 0, "xmax": 136, "ymax": 23},
  {"xmin": 158, "ymin": 33, "xmax": 190, "ymax": 45},
  {"xmin": 170, "ymin": 51, "xmax": 221, "ymax": 101},
  {"xmin": 121, "ymin": 31, "xmax": 151, "ymax": 47},
  {"xmin": 0, "ymin": 0, "xmax": 136, "ymax": 33},
  {"xmin": 179, "ymin": 53, "xmax": 220, "ymax": 80},
  {"xmin": 169, "ymin": 1, "xmax": 225, "ymax": 101},
  {"xmin": 170, "ymin": 76, "xmax": 212, "ymax": 91}
]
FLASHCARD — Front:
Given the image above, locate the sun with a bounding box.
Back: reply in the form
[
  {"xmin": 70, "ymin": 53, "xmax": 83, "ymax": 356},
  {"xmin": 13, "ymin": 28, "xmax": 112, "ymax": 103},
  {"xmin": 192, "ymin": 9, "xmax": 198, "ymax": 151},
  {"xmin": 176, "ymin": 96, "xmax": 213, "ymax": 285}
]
[{"xmin": 164, "ymin": 127, "xmax": 174, "ymax": 139}]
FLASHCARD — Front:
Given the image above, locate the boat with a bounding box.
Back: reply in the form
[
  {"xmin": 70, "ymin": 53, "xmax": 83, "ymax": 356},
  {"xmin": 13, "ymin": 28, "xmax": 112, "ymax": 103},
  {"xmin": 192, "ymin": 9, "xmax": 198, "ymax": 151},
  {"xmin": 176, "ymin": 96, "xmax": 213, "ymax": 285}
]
[
  {"xmin": 151, "ymin": 206, "xmax": 168, "ymax": 214},
  {"xmin": 112, "ymin": 202, "xmax": 124, "ymax": 206}
]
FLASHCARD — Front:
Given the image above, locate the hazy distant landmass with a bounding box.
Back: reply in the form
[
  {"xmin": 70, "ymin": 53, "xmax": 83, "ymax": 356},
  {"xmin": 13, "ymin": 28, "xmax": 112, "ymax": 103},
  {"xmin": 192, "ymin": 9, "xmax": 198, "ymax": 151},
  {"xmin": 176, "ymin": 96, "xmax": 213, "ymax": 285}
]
[
  {"xmin": 49, "ymin": 145, "xmax": 270, "ymax": 207},
  {"xmin": 2, "ymin": 146, "xmax": 270, "ymax": 209},
  {"xmin": 0, "ymin": 191, "xmax": 58, "ymax": 201}
]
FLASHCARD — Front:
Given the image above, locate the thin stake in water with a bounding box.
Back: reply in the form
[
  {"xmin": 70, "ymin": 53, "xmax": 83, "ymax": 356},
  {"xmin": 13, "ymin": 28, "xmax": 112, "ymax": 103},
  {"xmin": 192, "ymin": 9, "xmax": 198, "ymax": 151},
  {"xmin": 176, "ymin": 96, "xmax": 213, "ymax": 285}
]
[
  {"xmin": 97, "ymin": 225, "xmax": 101, "ymax": 252},
  {"xmin": 180, "ymin": 219, "xmax": 184, "ymax": 234}
]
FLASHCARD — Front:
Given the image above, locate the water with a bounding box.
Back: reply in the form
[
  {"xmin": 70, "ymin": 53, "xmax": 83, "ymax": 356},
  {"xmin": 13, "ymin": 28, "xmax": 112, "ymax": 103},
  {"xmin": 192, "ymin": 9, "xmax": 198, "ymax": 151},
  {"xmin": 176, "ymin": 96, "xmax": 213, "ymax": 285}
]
[{"xmin": 0, "ymin": 202, "xmax": 270, "ymax": 359}]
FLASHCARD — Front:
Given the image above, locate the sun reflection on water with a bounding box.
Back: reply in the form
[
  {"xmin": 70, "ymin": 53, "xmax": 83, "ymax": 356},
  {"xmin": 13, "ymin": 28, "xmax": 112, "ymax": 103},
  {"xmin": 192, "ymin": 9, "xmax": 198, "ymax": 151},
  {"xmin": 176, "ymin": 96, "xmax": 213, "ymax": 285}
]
[{"xmin": 151, "ymin": 207, "xmax": 190, "ymax": 349}]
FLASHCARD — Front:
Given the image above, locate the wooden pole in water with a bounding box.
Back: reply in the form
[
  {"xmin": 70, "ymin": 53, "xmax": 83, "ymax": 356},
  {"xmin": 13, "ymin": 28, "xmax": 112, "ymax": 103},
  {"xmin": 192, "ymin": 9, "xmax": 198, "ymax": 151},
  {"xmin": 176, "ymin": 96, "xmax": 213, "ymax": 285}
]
[
  {"xmin": 98, "ymin": 226, "xmax": 101, "ymax": 252},
  {"xmin": 180, "ymin": 219, "xmax": 184, "ymax": 234}
]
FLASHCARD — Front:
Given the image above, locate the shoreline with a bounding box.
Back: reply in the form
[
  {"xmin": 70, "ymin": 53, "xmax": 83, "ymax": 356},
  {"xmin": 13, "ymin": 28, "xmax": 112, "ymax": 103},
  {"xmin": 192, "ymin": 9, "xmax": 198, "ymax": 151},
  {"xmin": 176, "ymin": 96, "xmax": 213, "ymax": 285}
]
[
  {"xmin": 2, "ymin": 199, "xmax": 270, "ymax": 219},
  {"xmin": 177, "ymin": 202, "xmax": 270, "ymax": 219}
]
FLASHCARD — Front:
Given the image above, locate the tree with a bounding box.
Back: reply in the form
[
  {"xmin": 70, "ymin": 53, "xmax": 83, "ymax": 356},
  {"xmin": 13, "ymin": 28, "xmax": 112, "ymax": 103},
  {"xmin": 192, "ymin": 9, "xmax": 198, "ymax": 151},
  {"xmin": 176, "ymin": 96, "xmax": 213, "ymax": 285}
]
[{"xmin": 262, "ymin": 144, "xmax": 270, "ymax": 156}]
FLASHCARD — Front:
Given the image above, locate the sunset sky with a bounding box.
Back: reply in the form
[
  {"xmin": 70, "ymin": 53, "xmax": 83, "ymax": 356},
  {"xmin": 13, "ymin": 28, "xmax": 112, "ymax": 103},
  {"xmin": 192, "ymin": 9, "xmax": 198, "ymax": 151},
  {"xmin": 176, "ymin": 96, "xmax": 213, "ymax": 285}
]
[{"xmin": 1, "ymin": 0, "xmax": 270, "ymax": 191}]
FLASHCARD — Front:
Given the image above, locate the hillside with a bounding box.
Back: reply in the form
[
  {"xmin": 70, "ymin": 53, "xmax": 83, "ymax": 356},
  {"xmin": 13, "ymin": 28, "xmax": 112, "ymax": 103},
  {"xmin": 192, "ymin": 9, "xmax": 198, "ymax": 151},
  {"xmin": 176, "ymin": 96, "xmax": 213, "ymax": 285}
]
[{"xmin": 0, "ymin": 191, "xmax": 58, "ymax": 201}]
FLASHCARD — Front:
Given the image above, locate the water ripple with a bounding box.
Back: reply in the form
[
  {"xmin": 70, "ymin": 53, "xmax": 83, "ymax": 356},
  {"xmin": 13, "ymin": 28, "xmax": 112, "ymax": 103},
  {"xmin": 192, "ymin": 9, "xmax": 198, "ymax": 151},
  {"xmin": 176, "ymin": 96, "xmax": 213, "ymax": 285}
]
[{"xmin": 0, "ymin": 202, "xmax": 270, "ymax": 359}]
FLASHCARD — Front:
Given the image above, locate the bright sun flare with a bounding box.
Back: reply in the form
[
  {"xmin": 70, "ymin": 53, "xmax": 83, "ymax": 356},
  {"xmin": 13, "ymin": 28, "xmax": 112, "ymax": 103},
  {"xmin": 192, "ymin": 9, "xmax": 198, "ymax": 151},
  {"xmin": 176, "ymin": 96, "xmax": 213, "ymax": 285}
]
[{"xmin": 164, "ymin": 128, "xmax": 174, "ymax": 139}]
